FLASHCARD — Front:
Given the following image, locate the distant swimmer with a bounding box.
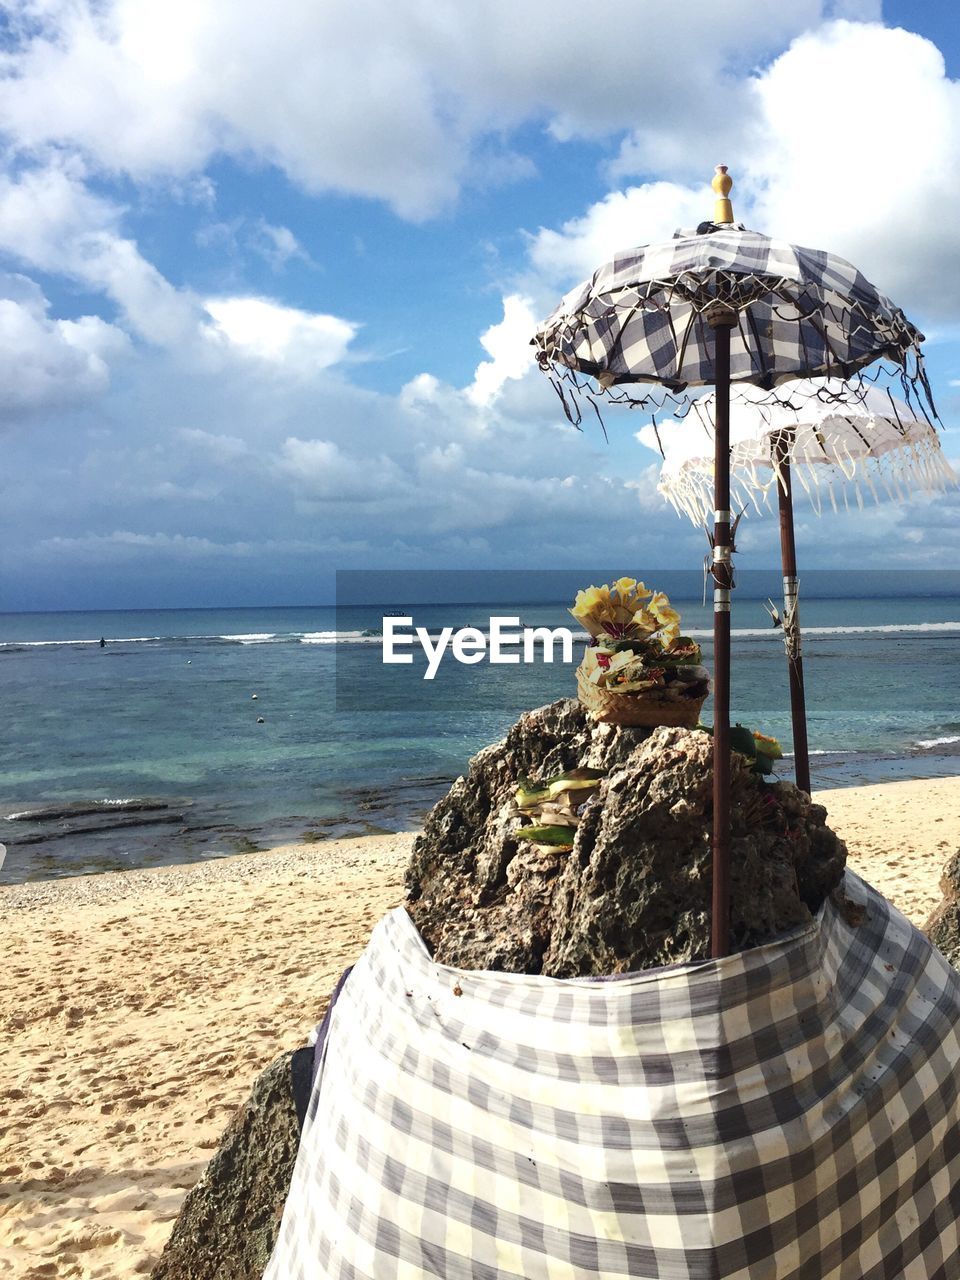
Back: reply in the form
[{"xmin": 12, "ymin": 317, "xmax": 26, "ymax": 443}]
[{"xmin": 99, "ymin": 637, "xmax": 106, "ymax": 648}]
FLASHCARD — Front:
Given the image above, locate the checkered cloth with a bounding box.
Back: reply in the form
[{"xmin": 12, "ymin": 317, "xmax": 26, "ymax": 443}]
[
  {"xmin": 534, "ymin": 228, "xmax": 928, "ymax": 407},
  {"xmin": 266, "ymin": 872, "xmax": 960, "ymax": 1279}
]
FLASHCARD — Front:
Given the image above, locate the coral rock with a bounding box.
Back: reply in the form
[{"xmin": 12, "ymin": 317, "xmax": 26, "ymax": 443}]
[
  {"xmin": 406, "ymin": 699, "xmax": 847, "ymax": 975},
  {"xmin": 150, "ymin": 1047, "xmax": 313, "ymax": 1280},
  {"xmin": 924, "ymin": 850, "xmax": 960, "ymax": 969}
]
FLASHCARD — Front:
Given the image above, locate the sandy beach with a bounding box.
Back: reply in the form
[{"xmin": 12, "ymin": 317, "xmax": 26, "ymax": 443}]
[{"xmin": 2, "ymin": 777, "xmax": 959, "ymax": 1279}]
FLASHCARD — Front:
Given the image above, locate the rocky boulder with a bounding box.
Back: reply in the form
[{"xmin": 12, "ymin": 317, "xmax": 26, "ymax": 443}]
[
  {"xmin": 150, "ymin": 1047, "xmax": 313, "ymax": 1280},
  {"xmin": 406, "ymin": 699, "xmax": 847, "ymax": 975},
  {"xmin": 924, "ymin": 850, "xmax": 960, "ymax": 969},
  {"xmin": 155, "ymin": 701, "xmax": 850, "ymax": 1275}
]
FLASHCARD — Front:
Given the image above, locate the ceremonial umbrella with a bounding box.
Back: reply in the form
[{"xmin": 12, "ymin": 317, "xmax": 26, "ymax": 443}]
[
  {"xmin": 638, "ymin": 380, "xmax": 955, "ymax": 794},
  {"xmin": 533, "ymin": 167, "xmax": 933, "ymax": 957}
]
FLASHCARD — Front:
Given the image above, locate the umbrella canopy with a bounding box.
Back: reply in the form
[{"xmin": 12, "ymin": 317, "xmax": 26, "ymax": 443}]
[
  {"xmin": 535, "ymin": 227, "xmax": 931, "ymax": 409},
  {"xmin": 637, "ymin": 376, "xmax": 954, "ymax": 800},
  {"xmin": 638, "ymin": 378, "xmax": 956, "ymax": 525}
]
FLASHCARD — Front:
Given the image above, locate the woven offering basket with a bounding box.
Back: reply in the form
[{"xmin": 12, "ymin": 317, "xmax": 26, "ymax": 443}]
[{"xmin": 576, "ymin": 664, "xmax": 707, "ymax": 727}]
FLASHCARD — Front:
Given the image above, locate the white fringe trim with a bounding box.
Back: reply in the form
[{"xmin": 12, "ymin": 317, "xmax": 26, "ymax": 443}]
[{"xmin": 659, "ymin": 427, "xmax": 957, "ymax": 526}]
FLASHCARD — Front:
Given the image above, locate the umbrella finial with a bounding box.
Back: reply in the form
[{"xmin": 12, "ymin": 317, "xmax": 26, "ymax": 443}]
[{"xmin": 712, "ymin": 165, "xmax": 734, "ymax": 225}]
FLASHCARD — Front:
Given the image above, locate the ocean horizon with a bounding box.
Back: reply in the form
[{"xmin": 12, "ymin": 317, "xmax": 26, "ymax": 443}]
[{"xmin": 3, "ymin": 577, "xmax": 960, "ymax": 885}]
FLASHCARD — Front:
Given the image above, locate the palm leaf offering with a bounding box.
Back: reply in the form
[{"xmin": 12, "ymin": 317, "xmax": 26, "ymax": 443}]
[
  {"xmin": 571, "ymin": 579, "xmax": 709, "ymax": 724},
  {"xmin": 701, "ymin": 723, "xmax": 785, "ymax": 776},
  {"xmin": 572, "ymin": 579, "xmax": 708, "ymax": 696},
  {"xmin": 513, "ymin": 769, "xmax": 605, "ymax": 853},
  {"xmin": 514, "ymin": 824, "xmax": 581, "ymax": 848}
]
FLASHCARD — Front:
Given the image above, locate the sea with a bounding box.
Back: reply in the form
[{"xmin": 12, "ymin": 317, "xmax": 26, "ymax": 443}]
[{"xmin": 2, "ymin": 573, "xmax": 960, "ymax": 884}]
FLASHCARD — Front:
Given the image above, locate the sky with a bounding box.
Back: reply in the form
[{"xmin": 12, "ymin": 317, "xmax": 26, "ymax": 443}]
[{"xmin": 1, "ymin": 0, "xmax": 959, "ymax": 609}]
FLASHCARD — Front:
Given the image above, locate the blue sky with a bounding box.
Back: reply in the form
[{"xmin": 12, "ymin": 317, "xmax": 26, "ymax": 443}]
[{"xmin": 0, "ymin": 0, "xmax": 958, "ymax": 609}]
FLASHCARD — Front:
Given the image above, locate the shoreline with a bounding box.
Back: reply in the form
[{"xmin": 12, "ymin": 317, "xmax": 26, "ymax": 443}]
[
  {"xmin": 4, "ymin": 773, "xmax": 956, "ymax": 916},
  {"xmin": 2, "ymin": 778, "xmax": 959, "ymax": 1278},
  {"xmin": 4, "ymin": 743, "xmax": 960, "ymax": 889}
]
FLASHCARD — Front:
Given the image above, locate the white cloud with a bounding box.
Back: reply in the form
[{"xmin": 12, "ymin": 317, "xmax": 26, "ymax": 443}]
[
  {"xmin": 276, "ymin": 436, "xmax": 409, "ymax": 501},
  {"xmin": 177, "ymin": 427, "xmax": 251, "ymax": 463},
  {"xmin": 602, "ymin": 21, "xmax": 960, "ymax": 321},
  {"xmin": 0, "ymin": 163, "xmax": 198, "ymax": 344},
  {"xmin": 39, "ymin": 531, "xmax": 250, "ymax": 557},
  {"xmin": 0, "ymin": 0, "xmax": 827, "ymax": 219},
  {"xmin": 747, "ymin": 21, "xmax": 960, "ymax": 318},
  {"xmin": 467, "ymin": 294, "xmax": 538, "ymax": 406},
  {"xmin": 254, "ymin": 221, "xmax": 309, "ymax": 270},
  {"xmin": 203, "ymin": 297, "xmax": 358, "ymax": 368},
  {"xmin": 528, "ymin": 183, "xmax": 711, "ymax": 288},
  {"xmin": 196, "ymin": 217, "xmax": 311, "ymax": 270},
  {"xmin": 0, "ymin": 165, "xmax": 358, "ymax": 376},
  {"xmin": 34, "ymin": 529, "xmax": 351, "ymax": 559},
  {"xmin": 0, "ymin": 272, "xmax": 127, "ymax": 419}
]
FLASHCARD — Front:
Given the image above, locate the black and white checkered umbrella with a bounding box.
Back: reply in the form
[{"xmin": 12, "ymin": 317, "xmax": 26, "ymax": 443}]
[
  {"xmin": 534, "ymin": 167, "xmax": 934, "ymax": 958},
  {"xmin": 535, "ymin": 224, "xmax": 930, "ymax": 406}
]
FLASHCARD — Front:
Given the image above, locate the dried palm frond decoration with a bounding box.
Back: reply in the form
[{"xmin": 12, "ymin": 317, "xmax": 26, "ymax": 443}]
[{"xmin": 638, "ymin": 378, "xmax": 956, "ymax": 525}]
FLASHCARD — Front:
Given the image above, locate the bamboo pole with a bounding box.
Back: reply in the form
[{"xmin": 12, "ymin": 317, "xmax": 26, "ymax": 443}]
[
  {"xmin": 709, "ymin": 308, "xmax": 736, "ymax": 959},
  {"xmin": 773, "ymin": 431, "xmax": 812, "ymax": 795}
]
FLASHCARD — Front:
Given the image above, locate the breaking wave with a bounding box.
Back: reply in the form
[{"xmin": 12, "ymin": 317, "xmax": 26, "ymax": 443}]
[{"xmin": 4, "ymin": 620, "xmax": 960, "ymax": 652}]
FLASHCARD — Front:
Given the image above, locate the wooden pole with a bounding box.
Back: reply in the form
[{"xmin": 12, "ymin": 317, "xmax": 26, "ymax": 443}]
[
  {"xmin": 773, "ymin": 432, "xmax": 812, "ymax": 795},
  {"xmin": 709, "ymin": 308, "xmax": 736, "ymax": 959}
]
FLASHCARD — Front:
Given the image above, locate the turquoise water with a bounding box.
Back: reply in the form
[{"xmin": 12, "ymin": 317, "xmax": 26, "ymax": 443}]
[{"xmin": 2, "ymin": 584, "xmax": 960, "ymax": 883}]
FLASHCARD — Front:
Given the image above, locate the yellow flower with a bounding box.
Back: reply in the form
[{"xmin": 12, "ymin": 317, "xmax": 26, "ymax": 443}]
[
  {"xmin": 753, "ymin": 731, "xmax": 783, "ymax": 759},
  {"xmin": 570, "ymin": 585, "xmax": 618, "ymax": 637},
  {"xmin": 630, "ymin": 606, "xmax": 659, "ymax": 635},
  {"xmin": 648, "ymin": 591, "xmax": 680, "ymax": 628},
  {"xmin": 571, "ymin": 579, "xmax": 678, "ymax": 642},
  {"xmin": 571, "ymin": 585, "xmax": 610, "ymax": 618},
  {"xmin": 658, "ymin": 621, "xmax": 681, "ymax": 647}
]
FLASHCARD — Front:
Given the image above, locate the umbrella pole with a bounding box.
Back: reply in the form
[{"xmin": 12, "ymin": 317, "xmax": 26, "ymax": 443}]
[
  {"xmin": 709, "ymin": 309, "xmax": 736, "ymax": 959},
  {"xmin": 773, "ymin": 432, "xmax": 812, "ymax": 795}
]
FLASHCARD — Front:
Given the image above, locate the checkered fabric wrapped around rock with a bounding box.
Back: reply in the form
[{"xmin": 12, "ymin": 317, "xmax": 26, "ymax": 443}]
[
  {"xmin": 533, "ymin": 228, "xmax": 930, "ymax": 412},
  {"xmin": 266, "ymin": 872, "xmax": 960, "ymax": 1279}
]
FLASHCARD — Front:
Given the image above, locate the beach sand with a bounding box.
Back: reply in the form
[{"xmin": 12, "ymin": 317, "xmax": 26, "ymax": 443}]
[
  {"xmin": 2, "ymin": 778, "xmax": 959, "ymax": 1279},
  {"xmin": 817, "ymin": 776, "xmax": 960, "ymax": 925},
  {"xmin": 0, "ymin": 834, "xmax": 411, "ymax": 1279}
]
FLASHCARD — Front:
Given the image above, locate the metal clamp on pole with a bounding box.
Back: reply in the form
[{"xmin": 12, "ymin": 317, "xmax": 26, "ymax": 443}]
[
  {"xmin": 706, "ymin": 305, "xmax": 737, "ymax": 331},
  {"xmin": 713, "ymin": 548, "xmax": 733, "ymax": 611}
]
